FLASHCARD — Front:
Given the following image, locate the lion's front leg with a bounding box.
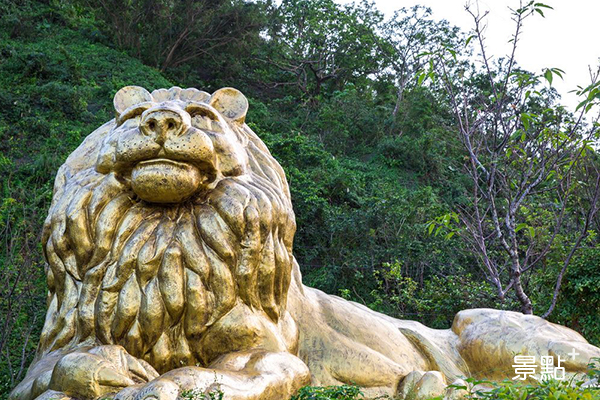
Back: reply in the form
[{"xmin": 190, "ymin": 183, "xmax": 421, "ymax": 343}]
[
  {"xmin": 115, "ymin": 350, "xmax": 311, "ymax": 400},
  {"xmin": 21, "ymin": 345, "xmax": 158, "ymax": 400}
]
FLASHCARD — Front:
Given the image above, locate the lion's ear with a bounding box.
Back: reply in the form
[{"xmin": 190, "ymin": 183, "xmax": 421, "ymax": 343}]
[
  {"xmin": 210, "ymin": 87, "xmax": 248, "ymax": 124},
  {"xmin": 113, "ymin": 86, "xmax": 153, "ymax": 115}
]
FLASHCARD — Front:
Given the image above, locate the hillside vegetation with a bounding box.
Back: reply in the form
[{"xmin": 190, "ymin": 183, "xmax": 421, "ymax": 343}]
[{"xmin": 1, "ymin": 0, "xmax": 600, "ymax": 398}]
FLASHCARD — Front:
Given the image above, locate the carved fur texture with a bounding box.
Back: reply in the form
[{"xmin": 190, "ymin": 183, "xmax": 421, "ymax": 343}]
[{"xmin": 38, "ymin": 87, "xmax": 296, "ymax": 372}]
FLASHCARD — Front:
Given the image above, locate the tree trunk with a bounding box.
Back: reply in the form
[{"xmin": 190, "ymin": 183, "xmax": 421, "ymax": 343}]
[{"xmin": 511, "ymin": 261, "xmax": 533, "ymax": 314}]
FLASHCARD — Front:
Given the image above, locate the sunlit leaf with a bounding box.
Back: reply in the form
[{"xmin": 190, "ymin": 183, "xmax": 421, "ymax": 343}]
[
  {"xmin": 544, "ymin": 69, "xmax": 553, "ymax": 85},
  {"xmin": 521, "ymin": 113, "xmax": 531, "ymax": 130},
  {"xmin": 551, "ymin": 67, "xmax": 564, "ymax": 78},
  {"xmin": 428, "ymin": 223, "xmax": 435, "ymax": 235},
  {"xmin": 576, "ymin": 99, "xmax": 588, "ymax": 112},
  {"xmin": 516, "ymin": 223, "xmax": 528, "ymax": 233}
]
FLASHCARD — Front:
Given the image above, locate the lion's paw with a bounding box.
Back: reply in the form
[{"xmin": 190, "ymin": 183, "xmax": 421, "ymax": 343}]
[
  {"xmin": 48, "ymin": 345, "xmax": 158, "ymax": 399},
  {"xmin": 33, "ymin": 390, "xmax": 72, "ymax": 400},
  {"xmin": 397, "ymin": 370, "xmax": 447, "ymax": 400},
  {"xmin": 123, "ymin": 378, "xmax": 180, "ymax": 400}
]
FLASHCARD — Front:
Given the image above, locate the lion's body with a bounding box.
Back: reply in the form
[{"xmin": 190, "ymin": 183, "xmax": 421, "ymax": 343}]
[{"xmin": 10, "ymin": 86, "xmax": 600, "ymax": 400}]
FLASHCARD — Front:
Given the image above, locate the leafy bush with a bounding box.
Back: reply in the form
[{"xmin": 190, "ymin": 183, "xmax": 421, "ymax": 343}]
[
  {"xmin": 291, "ymin": 385, "xmax": 366, "ymax": 400},
  {"xmin": 179, "ymin": 387, "xmax": 224, "ymax": 400},
  {"xmin": 550, "ymin": 247, "xmax": 600, "ymax": 346}
]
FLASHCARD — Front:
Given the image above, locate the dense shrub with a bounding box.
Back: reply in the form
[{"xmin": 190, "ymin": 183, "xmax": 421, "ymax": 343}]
[
  {"xmin": 291, "ymin": 385, "xmax": 366, "ymax": 400},
  {"xmin": 0, "ymin": 2, "xmax": 171, "ymax": 395},
  {"xmin": 551, "ymin": 247, "xmax": 600, "ymax": 346}
]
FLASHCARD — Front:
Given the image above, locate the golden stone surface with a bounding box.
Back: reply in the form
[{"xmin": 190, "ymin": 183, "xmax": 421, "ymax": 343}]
[{"xmin": 10, "ymin": 86, "xmax": 600, "ymax": 400}]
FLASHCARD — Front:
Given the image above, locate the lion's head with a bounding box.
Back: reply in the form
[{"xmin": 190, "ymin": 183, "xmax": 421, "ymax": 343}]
[
  {"xmin": 37, "ymin": 86, "xmax": 297, "ymax": 371},
  {"xmin": 96, "ymin": 86, "xmax": 251, "ymax": 203}
]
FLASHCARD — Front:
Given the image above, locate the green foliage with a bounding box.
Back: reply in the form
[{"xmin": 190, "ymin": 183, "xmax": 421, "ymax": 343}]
[
  {"xmin": 550, "ymin": 247, "xmax": 600, "ymax": 346},
  {"xmin": 243, "ymin": 84, "xmax": 476, "ymax": 320},
  {"xmin": 475, "ymin": 380, "xmax": 600, "ymax": 400},
  {"xmin": 416, "ymin": 0, "xmax": 600, "ymax": 316},
  {"xmin": 366, "ymin": 261, "xmax": 510, "ymax": 328},
  {"xmin": 65, "ymin": 0, "xmax": 267, "ymax": 80},
  {"xmin": 264, "ymin": 0, "xmax": 386, "ymax": 99},
  {"xmin": 291, "ymin": 385, "xmax": 366, "ymax": 400},
  {"xmin": 179, "ymin": 387, "xmax": 224, "ymax": 400}
]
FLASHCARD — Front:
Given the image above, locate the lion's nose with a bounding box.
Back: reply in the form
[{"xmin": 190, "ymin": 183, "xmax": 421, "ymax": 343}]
[{"xmin": 140, "ymin": 110, "xmax": 185, "ymax": 145}]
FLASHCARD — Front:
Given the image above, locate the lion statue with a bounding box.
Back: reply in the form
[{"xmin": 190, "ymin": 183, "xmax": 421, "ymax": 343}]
[{"xmin": 10, "ymin": 86, "xmax": 600, "ymax": 400}]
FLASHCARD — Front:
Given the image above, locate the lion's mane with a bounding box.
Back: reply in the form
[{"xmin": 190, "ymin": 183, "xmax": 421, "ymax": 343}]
[{"xmin": 36, "ymin": 90, "xmax": 295, "ymax": 371}]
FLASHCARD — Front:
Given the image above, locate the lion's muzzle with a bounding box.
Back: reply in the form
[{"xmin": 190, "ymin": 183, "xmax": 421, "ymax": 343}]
[
  {"xmin": 128, "ymin": 108, "xmax": 202, "ymax": 203},
  {"xmin": 131, "ymin": 158, "xmax": 202, "ymax": 203},
  {"xmin": 113, "ymin": 106, "xmax": 217, "ymax": 204}
]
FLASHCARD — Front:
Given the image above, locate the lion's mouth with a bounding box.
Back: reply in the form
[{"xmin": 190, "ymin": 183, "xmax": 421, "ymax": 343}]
[
  {"xmin": 138, "ymin": 158, "xmax": 191, "ymax": 168},
  {"xmin": 130, "ymin": 158, "xmax": 210, "ymax": 204}
]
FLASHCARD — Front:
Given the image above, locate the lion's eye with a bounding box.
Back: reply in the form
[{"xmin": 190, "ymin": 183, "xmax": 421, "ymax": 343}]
[
  {"xmin": 188, "ymin": 106, "xmax": 224, "ymax": 133},
  {"xmin": 119, "ymin": 116, "xmax": 141, "ymax": 129},
  {"xmin": 187, "ymin": 105, "xmax": 216, "ymax": 119},
  {"xmin": 116, "ymin": 104, "xmax": 151, "ymax": 126},
  {"xmin": 191, "ymin": 115, "xmax": 224, "ymax": 133}
]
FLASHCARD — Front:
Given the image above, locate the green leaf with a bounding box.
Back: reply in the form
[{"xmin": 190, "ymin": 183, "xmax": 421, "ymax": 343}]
[
  {"xmin": 521, "ymin": 113, "xmax": 531, "ymax": 130},
  {"xmin": 449, "ymin": 48, "xmax": 457, "ymax": 60},
  {"xmin": 586, "ymin": 102, "xmax": 594, "ymax": 113},
  {"xmin": 465, "ymin": 35, "xmax": 475, "ymax": 46},
  {"xmin": 576, "ymin": 99, "xmax": 588, "ymax": 112},
  {"xmin": 515, "ymin": 223, "xmax": 528, "ymax": 233},
  {"xmin": 551, "ymin": 67, "xmax": 564, "ymax": 78},
  {"xmin": 428, "ymin": 71, "xmax": 436, "ymax": 85},
  {"xmin": 544, "ymin": 69, "xmax": 553, "ymax": 85}
]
